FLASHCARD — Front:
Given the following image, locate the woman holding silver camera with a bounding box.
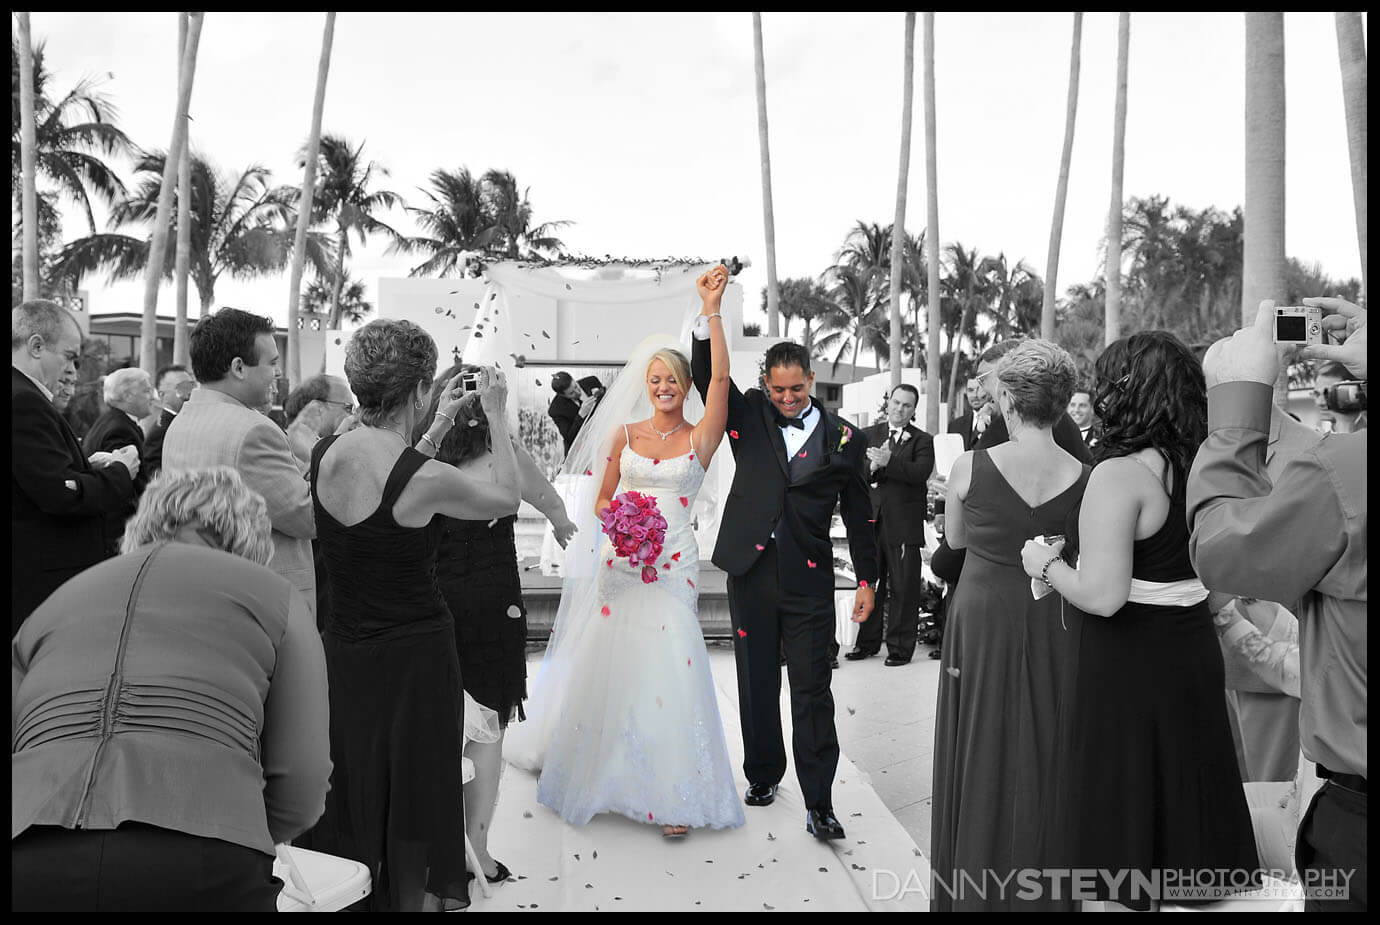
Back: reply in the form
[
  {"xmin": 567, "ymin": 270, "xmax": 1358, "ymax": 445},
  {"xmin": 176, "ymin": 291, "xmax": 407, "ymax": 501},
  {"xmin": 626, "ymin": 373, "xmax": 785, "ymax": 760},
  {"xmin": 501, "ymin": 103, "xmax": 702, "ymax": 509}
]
[
  {"xmin": 307, "ymin": 320, "xmax": 520, "ymax": 912},
  {"xmin": 1021, "ymin": 331, "xmax": 1259, "ymax": 911}
]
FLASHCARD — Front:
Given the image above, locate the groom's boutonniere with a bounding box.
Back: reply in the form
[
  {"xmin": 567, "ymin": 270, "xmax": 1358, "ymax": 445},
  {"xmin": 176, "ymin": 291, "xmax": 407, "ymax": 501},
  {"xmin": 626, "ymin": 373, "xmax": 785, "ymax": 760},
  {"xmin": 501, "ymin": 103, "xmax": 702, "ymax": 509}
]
[{"xmin": 836, "ymin": 423, "xmax": 853, "ymax": 452}]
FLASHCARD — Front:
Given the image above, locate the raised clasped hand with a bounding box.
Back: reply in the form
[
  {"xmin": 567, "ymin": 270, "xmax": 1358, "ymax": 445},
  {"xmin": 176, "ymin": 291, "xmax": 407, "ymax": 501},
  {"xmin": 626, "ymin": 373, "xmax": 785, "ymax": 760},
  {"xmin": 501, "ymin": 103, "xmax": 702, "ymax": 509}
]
[{"xmin": 696, "ymin": 265, "xmax": 729, "ymax": 311}]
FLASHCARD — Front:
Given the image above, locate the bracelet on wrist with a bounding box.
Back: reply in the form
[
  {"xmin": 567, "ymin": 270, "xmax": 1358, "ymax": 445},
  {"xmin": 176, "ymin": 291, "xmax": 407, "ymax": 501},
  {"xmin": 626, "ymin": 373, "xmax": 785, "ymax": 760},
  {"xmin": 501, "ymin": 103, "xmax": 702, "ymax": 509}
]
[
  {"xmin": 419, "ymin": 433, "xmax": 441, "ymax": 453},
  {"xmin": 434, "ymin": 410, "xmax": 456, "ymax": 427},
  {"xmin": 704, "ymin": 312, "xmax": 723, "ymax": 321},
  {"xmin": 1039, "ymin": 554, "xmax": 1062, "ymax": 588}
]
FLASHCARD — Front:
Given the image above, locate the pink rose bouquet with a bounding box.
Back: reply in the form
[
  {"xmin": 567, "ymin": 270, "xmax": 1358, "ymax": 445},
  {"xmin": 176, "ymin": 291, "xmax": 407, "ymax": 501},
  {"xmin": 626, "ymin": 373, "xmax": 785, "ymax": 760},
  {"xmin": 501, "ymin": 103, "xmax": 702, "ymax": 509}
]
[{"xmin": 599, "ymin": 490, "xmax": 670, "ymax": 583}]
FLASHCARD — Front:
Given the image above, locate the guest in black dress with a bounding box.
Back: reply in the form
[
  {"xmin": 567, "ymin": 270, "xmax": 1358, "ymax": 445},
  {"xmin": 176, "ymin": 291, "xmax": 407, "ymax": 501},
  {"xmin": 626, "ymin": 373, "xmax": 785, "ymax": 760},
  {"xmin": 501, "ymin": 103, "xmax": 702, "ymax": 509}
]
[
  {"xmin": 1022, "ymin": 331, "xmax": 1260, "ymax": 911},
  {"xmin": 308, "ymin": 321, "xmax": 521, "ymax": 912},
  {"xmin": 931, "ymin": 340, "xmax": 1089, "ymax": 911},
  {"xmin": 417, "ymin": 363, "xmax": 578, "ymax": 885}
]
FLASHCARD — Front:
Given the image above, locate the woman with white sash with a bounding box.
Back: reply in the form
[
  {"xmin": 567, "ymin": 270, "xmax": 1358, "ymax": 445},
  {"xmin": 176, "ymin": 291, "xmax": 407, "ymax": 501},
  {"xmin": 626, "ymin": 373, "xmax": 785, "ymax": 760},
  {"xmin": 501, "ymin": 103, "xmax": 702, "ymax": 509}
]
[{"xmin": 1021, "ymin": 331, "xmax": 1260, "ymax": 912}]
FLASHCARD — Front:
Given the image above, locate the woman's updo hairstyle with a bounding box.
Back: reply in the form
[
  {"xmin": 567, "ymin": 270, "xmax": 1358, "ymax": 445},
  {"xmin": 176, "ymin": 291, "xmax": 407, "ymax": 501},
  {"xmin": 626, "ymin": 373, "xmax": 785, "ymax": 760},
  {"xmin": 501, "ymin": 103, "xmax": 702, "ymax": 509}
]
[
  {"xmin": 345, "ymin": 319, "xmax": 439, "ymax": 427},
  {"xmin": 994, "ymin": 338, "xmax": 1078, "ymax": 428}
]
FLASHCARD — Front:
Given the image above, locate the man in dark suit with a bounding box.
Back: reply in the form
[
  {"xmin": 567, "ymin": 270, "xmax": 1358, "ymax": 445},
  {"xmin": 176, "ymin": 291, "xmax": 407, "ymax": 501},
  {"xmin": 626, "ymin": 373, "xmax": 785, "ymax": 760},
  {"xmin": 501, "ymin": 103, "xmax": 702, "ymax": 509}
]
[
  {"xmin": 1067, "ymin": 386, "xmax": 1103, "ymax": 452},
  {"xmin": 946, "ymin": 376, "xmax": 989, "ymax": 451},
  {"xmin": 84, "ymin": 367, "xmax": 158, "ymax": 554},
  {"xmin": 692, "ymin": 332, "xmax": 877, "ymax": 842},
  {"xmin": 12, "ymin": 300, "xmax": 139, "ymax": 634},
  {"xmin": 845, "ymin": 384, "xmax": 935, "ymax": 665},
  {"xmin": 547, "ymin": 371, "xmax": 598, "ymax": 456},
  {"xmin": 142, "ymin": 364, "xmax": 196, "ymax": 481}
]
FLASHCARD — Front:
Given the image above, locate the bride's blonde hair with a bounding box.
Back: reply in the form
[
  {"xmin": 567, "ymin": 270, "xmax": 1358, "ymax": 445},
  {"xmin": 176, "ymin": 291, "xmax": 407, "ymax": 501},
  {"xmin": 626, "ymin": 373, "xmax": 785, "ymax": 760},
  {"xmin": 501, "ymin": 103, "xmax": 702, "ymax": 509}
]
[{"xmin": 647, "ymin": 348, "xmax": 691, "ymax": 396}]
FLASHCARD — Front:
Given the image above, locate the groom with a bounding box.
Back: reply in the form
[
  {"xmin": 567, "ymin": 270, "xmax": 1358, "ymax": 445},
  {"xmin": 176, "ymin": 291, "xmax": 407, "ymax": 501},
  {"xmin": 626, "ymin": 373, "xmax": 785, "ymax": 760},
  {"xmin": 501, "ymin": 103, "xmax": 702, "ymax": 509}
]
[{"xmin": 692, "ymin": 328, "xmax": 877, "ymax": 840}]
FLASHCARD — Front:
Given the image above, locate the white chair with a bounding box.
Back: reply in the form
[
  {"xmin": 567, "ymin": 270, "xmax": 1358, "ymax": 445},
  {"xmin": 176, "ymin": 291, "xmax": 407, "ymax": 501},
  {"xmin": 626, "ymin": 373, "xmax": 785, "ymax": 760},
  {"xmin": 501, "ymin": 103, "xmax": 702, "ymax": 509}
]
[{"xmin": 274, "ymin": 845, "xmax": 371, "ymax": 912}]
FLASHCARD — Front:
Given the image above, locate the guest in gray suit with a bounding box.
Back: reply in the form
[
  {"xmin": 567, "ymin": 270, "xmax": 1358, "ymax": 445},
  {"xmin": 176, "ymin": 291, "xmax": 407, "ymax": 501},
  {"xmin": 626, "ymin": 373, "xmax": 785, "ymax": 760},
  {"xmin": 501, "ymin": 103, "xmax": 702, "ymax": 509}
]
[{"xmin": 163, "ymin": 308, "xmax": 317, "ymax": 614}]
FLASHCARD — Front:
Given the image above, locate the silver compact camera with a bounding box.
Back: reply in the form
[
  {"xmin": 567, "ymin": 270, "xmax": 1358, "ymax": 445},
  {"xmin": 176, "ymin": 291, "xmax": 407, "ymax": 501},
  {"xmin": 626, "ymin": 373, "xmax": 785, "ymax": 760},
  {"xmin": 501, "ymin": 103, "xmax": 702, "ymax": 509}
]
[
  {"xmin": 460, "ymin": 371, "xmax": 482, "ymax": 392},
  {"xmin": 1272, "ymin": 306, "xmax": 1325, "ymax": 346}
]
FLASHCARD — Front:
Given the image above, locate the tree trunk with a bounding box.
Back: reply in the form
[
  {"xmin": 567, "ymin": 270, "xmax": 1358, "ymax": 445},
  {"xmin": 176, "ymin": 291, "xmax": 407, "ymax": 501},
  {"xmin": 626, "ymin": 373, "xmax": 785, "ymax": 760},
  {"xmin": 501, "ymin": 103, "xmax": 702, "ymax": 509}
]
[
  {"xmin": 287, "ymin": 11, "xmax": 336, "ymax": 387},
  {"xmin": 1242, "ymin": 13, "xmax": 1287, "ymax": 406},
  {"xmin": 1335, "ymin": 12, "xmax": 1367, "ymax": 304},
  {"xmin": 923, "ymin": 13, "xmax": 942, "ymax": 430},
  {"xmin": 753, "ymin": 13, "xmax": 780, "ymax": 337},
  {"xmin": 1042, "ymin": 12, "xmax": 1082, "ymax": 341},
  {"xmin": 141, "ymin": 11, "xmax": 203, "ymax": 375},
  {"xmin": 1104, "ymin": 12, "xmax": 1130, "ymax": 346},
  {"xmin": 888, "ymin": 12, "xmax": 916, "ymax": 387},
  {"xmin": 173, "ymin": 14, "xmax": 193, "ymax": 367},
  {"xmin": 327, "ymin": 227, "xmax": 348, "ymax": 331},
  {"xmin": 17, "ymin": 13, "xmax": 40, "ymax": 302},
  {"xmin": 947, "ymin": 298, "xmax": 973, "ymax": 412}
]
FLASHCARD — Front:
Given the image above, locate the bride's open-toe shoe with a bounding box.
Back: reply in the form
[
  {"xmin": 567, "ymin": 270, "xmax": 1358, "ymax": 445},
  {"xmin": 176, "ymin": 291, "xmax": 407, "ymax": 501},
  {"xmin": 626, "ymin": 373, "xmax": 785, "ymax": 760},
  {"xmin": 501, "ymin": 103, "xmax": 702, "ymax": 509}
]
[{"xmin": 661, "ymin": 825, "xmax": 689, "ymax": 838}]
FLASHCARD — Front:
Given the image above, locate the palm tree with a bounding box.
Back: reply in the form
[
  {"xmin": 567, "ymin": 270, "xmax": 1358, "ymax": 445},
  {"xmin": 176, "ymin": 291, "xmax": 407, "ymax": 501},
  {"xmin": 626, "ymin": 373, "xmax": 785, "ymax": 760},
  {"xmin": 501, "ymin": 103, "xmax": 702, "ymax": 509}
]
[
  {"xmin": 307, "ymin": 134, "xmax": 402, "ymax": 330},
  {"xmin": 1335, "ymin": 12, "xmax": 1366, "ymax": 304},
  {"xmin": 478, "ymin": 169, "xmax": 569, "ymax": 259},
  {"xmin": 753, "ymin": 12, "xmax": 780, "ymax": 336},
  {"xmin": 922, "ymin": 12, "xmax": 942, "ymax": 428},
  {"xmin": 890, "ymin": 11, "xmax": 917, "ymax": 385},
  {"xmin": 16, "ymin": 13, "xmax": 38, "ymax": 300},
  {"xmin": 816, "ymin": 263, "xmax": 886, "ymax": 377},
  {"xmin": 1042, "ymin": 11, "xmax": 1082, "ymax": 341},
  {"xmin": 302, "ymin": 272, "xmax": 371, "ymax": 325},
  {"xmin": 1121, "ymin": 195, "xmax": 1183, "ymax": 330},
  {"xmin": 285, "ymin": 10, "xmax": 335, "ymax": 383},
  {"xmin": 979, "ymin": 252, "xmax": 1040, "ymax": 341},
  {"xmin": 141, "ymin": 11, "xmax": 202, "ymax": 374},
  {"xmin": 1242, "ymin": 12, "xmax": 1287, "ymax": 355},
  {"xmin": 1104, "ymin": 11, "xmax": 1130, "ymax": 345},
  {"xmin": 173, "ymin": 13, "xmax": 194, "ymax": 367},
  {"xmin": 51, "ymin": 152, "xmax": 334, "ymax": 317},
  {"xmin": 944, "ymin": 242, "xmax": 988, "ymax": 408},
  {"xmin": 11, "ymin": 36, "xmax": 133, "ymax": 234},
  {"xmin": 770, "ymin": 277, "xmax": 832, "ymax": 354},
  {"xmin": 390, "ymin": 167, "xmax": 494, "ymax": 277}
]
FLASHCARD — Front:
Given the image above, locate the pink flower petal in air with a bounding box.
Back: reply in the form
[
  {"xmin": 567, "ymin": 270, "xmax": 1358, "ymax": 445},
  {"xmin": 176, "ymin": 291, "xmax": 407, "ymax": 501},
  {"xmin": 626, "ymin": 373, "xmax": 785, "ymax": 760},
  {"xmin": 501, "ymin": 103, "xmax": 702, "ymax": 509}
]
[
  {"xmin": 738, "ymin": 629, "xmax": 747, "ymax": 638},
  {"xmin": 601, "ymin": 606, "xmax": 611, "ymax": 617},
  {"xmin": 799, "ymin": 451, "xmax": 808, "ymax": 458},
  {"xmin": 653, "ymin": 459, "xmax": 660, "ymax": 465},
  {"xmin": 729, "ymin": 430, "xmax": 739, "ymax": 440},
  {"xmin": 671, "ymin": 552, "xmax": 681, "ymax": 561},
  {"xmin": 859, "ymin": 580, "xmax": 869, "ymax": 589},
  {"xmin": 680, "ymin": 497, "xmax": 689, "ymax": 507},
  {"xmin": 687, "ymin": 579, "xmax": 695, "ymax": 589},
  {"xmin": 607, "ymin": 559, "xmax": 613, "ymax": 568},
  {"xmin": 755, "ymin": 544, "xmax": 765, "ymax": 551},
  {"xmin": 649, "ymin": 812, "xmax": 654, "ymax": 820},
  {"xmin": 807, "ymin": 560, "xmax": 818, "ymax": 569},
  {"xmin": 584, "ymin": 468, "xmax": 592, "ymax": 475},
  {"xmin": 687, "ymin": 658, "xmax": 692, "ymax": 666},
  {"xmin": 689, "ymin": 455, "xmax": 694, "ymax": 461}
]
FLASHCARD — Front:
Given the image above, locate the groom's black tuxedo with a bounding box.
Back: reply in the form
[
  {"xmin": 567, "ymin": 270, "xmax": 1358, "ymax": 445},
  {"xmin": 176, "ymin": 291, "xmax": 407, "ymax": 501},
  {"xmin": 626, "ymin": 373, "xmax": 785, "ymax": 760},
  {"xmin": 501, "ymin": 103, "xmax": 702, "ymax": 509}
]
[{"xmin": 692, "ymin": 336, "xmax": 877, "ymax": 813}]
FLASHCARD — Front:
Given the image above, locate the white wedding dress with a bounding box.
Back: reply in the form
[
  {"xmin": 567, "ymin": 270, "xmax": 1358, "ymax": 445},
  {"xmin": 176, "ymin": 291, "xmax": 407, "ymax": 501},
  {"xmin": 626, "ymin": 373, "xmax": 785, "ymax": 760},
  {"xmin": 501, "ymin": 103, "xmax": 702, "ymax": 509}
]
[{"xmin": 507, "ymin": 443, "xmax": 745, "ymax": 830}]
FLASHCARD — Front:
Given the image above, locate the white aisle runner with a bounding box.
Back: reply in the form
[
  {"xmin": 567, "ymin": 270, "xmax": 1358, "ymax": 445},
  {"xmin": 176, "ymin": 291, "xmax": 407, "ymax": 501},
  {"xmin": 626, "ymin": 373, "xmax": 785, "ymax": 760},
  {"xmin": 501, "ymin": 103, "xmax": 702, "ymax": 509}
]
[{"xmin": 471, "ymin": 649, "xmax": 930, "ymax": 912}]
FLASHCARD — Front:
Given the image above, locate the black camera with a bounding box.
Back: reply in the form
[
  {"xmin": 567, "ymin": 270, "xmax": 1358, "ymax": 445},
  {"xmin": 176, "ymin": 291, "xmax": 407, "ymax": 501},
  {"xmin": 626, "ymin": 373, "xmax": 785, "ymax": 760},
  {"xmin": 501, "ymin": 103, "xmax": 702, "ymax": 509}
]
[
  {"xmin": 461, "ymin": 372, "xmax": 482, "ymax": 392},
  {"xmin": 717, "ymin": 256, "xmax": 744, "ymax": 277},
  {"xmin": 1323, "ymin": 380, "xmax": 1366, "ymax": 414}
]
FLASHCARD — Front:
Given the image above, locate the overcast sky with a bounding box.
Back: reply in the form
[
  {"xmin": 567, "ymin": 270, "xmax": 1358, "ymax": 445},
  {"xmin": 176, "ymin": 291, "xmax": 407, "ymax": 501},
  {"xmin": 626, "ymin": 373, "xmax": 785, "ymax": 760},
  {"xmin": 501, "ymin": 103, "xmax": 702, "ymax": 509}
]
[{"xmin": 26, "ymin": 11, "xmax": 1367, "ymax": 329}]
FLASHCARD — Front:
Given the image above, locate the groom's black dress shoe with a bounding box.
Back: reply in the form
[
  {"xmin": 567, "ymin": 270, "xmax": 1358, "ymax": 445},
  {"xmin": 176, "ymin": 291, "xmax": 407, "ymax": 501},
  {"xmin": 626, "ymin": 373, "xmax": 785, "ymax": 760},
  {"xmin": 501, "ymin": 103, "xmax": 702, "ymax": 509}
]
[
  {"xmin": 843, "ymin": 648, "xmax": 876, "ymax": 661},
  {"xmin": 884, "ymin": 656, "xmax": 910, "ymax": 666},
  {"xmin": 745, "ymin": 783, "xmax": 777, "ymax": 806},
  {"xmin": 806, "ymin": 808, "xmax": 846, "ymax": 840}
]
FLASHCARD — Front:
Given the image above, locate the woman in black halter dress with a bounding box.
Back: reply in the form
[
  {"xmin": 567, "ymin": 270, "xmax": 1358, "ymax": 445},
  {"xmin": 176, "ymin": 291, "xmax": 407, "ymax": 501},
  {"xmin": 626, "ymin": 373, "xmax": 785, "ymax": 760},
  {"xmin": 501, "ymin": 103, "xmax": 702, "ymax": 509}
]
[
  {"xmin": 306, "ymin": 321, "xmax": 521, "ymax": 912},
  {"xmin": 416, "ymin": 363, "xmax": 577, "ymax": 884},
  {"xmin": 1022, "ymin": 332, "xmax": 1259, "ymax": 911}
]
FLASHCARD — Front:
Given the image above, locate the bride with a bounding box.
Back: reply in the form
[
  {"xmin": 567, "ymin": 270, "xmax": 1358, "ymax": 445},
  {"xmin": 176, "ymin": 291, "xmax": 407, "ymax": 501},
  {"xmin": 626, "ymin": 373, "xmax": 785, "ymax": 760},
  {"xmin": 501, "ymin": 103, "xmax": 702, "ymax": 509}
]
[{"xmin": 506, "ymin": 266, "xmax": 744, "ymax": 836}]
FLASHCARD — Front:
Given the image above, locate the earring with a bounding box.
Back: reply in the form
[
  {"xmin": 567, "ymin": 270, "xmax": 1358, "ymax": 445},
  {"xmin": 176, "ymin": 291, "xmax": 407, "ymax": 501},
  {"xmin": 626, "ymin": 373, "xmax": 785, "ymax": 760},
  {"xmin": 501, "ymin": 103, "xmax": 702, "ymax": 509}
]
[{"xmin": 414, "ymin": 398, "xmax": 425, "ymax": 410}]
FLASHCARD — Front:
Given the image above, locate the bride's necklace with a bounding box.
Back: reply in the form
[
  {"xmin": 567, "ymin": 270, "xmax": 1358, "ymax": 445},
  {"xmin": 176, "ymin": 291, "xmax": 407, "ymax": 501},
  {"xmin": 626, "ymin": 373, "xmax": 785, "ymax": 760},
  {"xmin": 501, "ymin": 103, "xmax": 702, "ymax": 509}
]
[{"xmin": 649, "ymin": 419, "xmax": 686, "ymax": 441}]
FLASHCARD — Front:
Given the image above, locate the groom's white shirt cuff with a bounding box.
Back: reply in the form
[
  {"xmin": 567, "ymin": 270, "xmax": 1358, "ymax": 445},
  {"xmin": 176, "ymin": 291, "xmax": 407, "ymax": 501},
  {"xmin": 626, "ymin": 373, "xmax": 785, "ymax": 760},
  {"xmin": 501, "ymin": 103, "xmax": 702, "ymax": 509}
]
[{"xmin": 692, "ymin": 316, "xmax": 712, "ymax": 340}]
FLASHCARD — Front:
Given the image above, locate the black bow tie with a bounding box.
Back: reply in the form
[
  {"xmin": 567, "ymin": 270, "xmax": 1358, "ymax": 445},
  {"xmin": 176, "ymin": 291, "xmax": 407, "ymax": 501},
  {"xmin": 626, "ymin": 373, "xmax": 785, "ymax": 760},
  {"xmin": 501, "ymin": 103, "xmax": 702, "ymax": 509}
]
[{"xmin": 773, "ymin": 406, "xmax": 808, "ymax": 430}]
